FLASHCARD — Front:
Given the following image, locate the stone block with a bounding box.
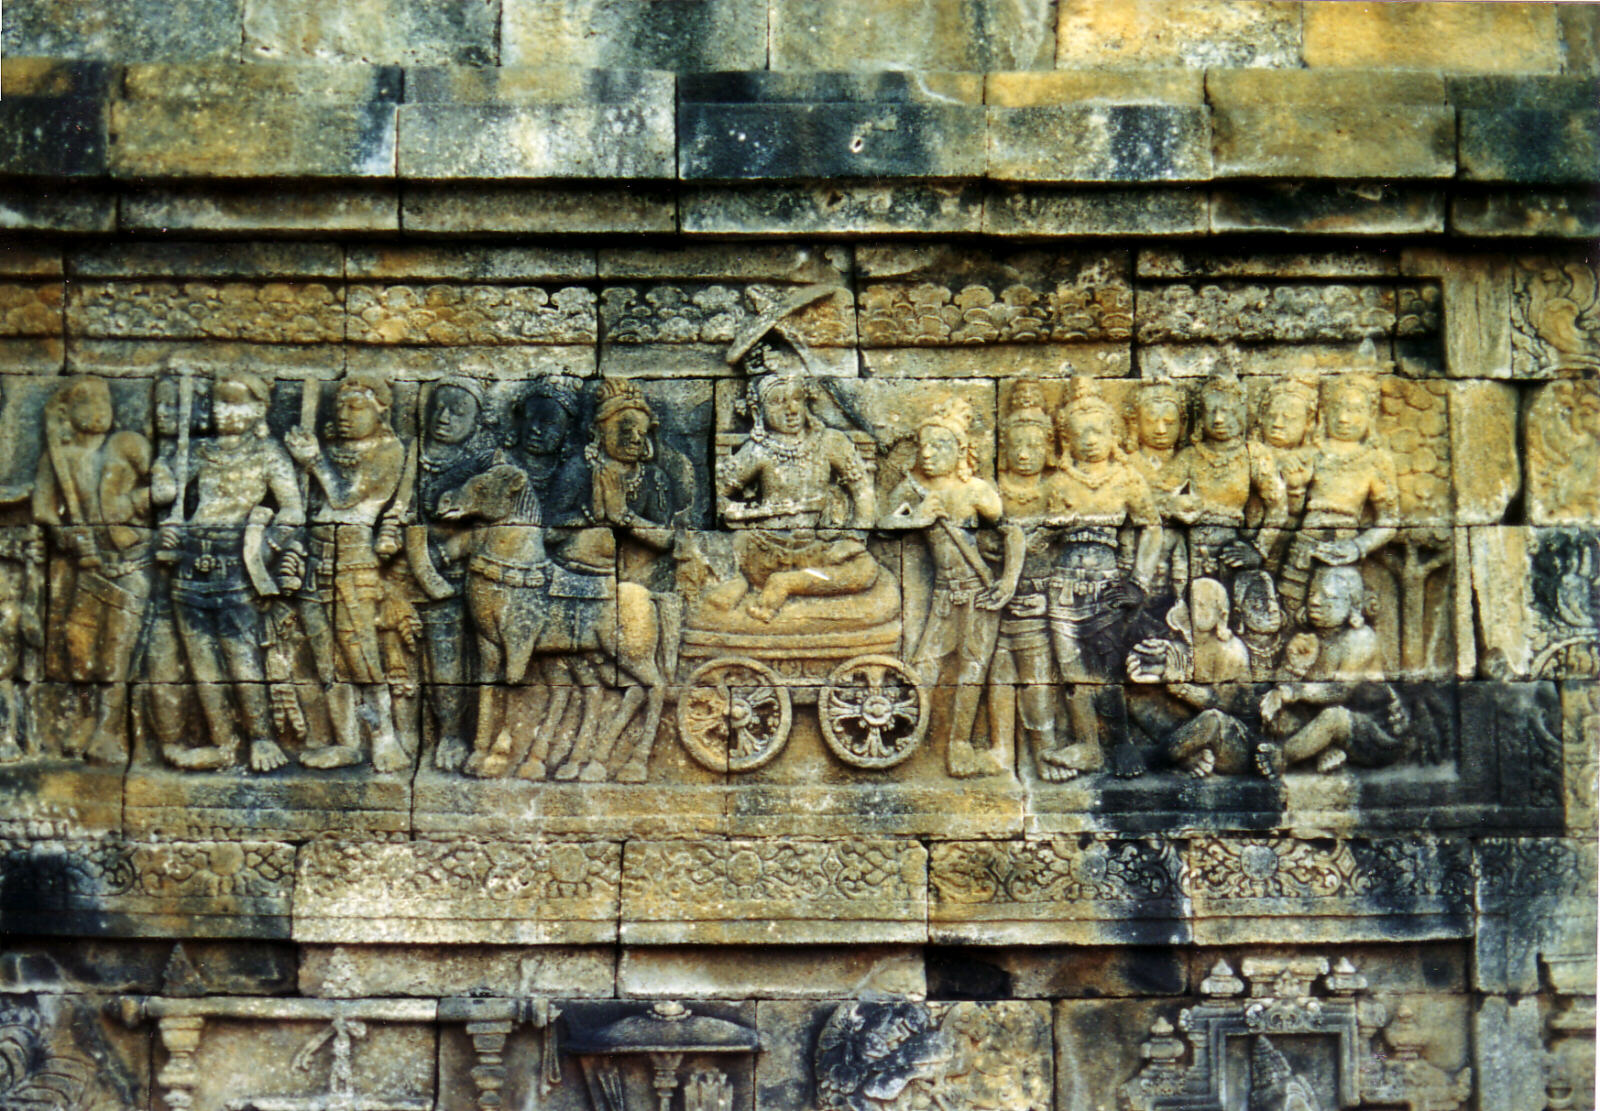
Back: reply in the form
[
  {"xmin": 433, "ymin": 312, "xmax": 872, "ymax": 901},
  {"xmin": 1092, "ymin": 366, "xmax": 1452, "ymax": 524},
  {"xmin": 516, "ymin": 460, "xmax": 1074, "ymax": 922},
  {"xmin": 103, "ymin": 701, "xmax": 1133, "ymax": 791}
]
[
  {"xmin": 681, "ymin": 71, "xmax": 985, "ymax": 104},
  {"xmin": 298, "ymin": 944, "xmax": 615, "ymax": 997},
  {"xmin": 678, "ymin": 102, "xmax": 987, "ymax": 181},
  {"xmin": 398, "ymin": 101, "xmax": 674, "ymax": 179},
  {"xmin": 406, "ymin": 65, "xmax": 668, "ymax": 104},
  {"xmin": 110, "ymin": 99, "xmax": 397, "ymax": 179},
  {"xmin": 1474, "ymin": 997, "xmax": 1549, "ymax": 1109},
  {"xmin": 1056, "ymin": 0, "xmax": 1302, "ymax": 69},
  {"xmin": 770, "ymin": 0, "xmax": 1056, "ymax": 71},
  {"xmin": 68, "ymin": 279, "xmax": 345, "ymax": 344},
  {"xmin": 120, "ymin": 185, "xmax": 402, "ymax": 233},
  {"xmin": 684, "ymin": 183, "xmax": 986, "ymax": 236},
  {"xmin": 346, "ymin": 283, "xmax": 597, "ymax": 346},
  {"xmin": 69, "ymin": 240, "xmax": 344, "ymax": 278},
  {"xmin": 0, "ymin": 280, "xmax": 62, "ymax": 336},
  {"xmin": 987, "ymin": 104, "xmax": 1211, "ymax": 183},
  {"xmin": 758, "ymin": 999, "xmax": 1052, "ymax": 1111},
  {"xmin": 0, "ymin": 57, "xmax": 117, "ymax": 98},
  {"xmin": 1470, "ymin": 527, "xmax": 1600, "ymax": 681},
  {"xmin": 0, "ymin": 938, "xmax": 297, "ymax": 995},
  {"xmin": 988, "ymin": 69, "xmax": 1204, "ymax": 107},
  {"xmin": 929, "ymin": 838, "xmax": 1187, "ymax": 946},
  {"xmin": 122, "ymin": 61, "xmax": 401, "ymax": 101},
  {"xmin": 0, "ymin": 187, "xmax": 115, "ymax": 232},
  {"xmin": 1449, "ymin": 75, "xmax": 1600, "ymax": 111},
  {"xmin": 930, "ymin": 945, "xmax": 1188, "ymax": 998},
  {"xmin": 618, "ymin": 946, "xmax": 925, "ymax": 998},
  {"xmin": 1525, "ymin": 380, "xmax": 1600, "ymax": 526},
  {"xmin": 503, "ymin": 0, "xmax": 766, "ymax": 70},
  {"xmin": 244, "ymin": 0, "xmax": 498, "ymax": 65},
  {"xmin": 0, "ymin": 839, "xmax": 295, "ymax": 938},
  {"xmin": 1511, "ymin": 253, "xmax": 1600, "ymax": 378},
  {"xmin": 1562, "ymin": 2, "xmax": 1600, "ymax": 74},
  {"xmin": 1453, "ymin": 189, "xmax": 1600, "ymax": 240},
  {"xmin": 1449, "ymin": 381, "xmax": 1520, "ymax": 526},
  {"xmin": 985, "ymin": 186, "xmax": 1208, "ymax": 236},
  {"xmin": 293, "ymin": 840, "xmax": 621, "ymax": 944},
  {"xmin": 1460, "ymin": 109, "xmax": 1600, "ymax": 185},
  {"xmin": 0, "ymin": 97, "xmax": 107, "ymax": 178},
  {"xmin": 1476, "ymin": 838, "xmax": 1598, "ymax": 992},
  {"xmin": 1184, "ymin": 837, "xmax": 1474, "ymax": 945},
  {"xmin": 1303, "ymin": 0, "xmax": 1562, "ymax": 73},
  {"xmin": 1212, "ymin": 105, "xmax": 1455, "ymax": 179},
  {"xmin": 1562, "ymin": 683, "xmax": 1599, "ymax": 837},
  {"xmin": 1140, "ymin": 248, "xmax": 1398, "ymax": 280},
  {"xmin": 1211, "ymin": 184, "xmax": 1445, "ymax": 235},
  {"xmin": 3, "ymin": 0, "xmax": 242, "ymax": 60},
  {"xmin": 347, "ymin": 245, "xmax": 595, "ymax": 282},
  {"xmin": 620, "ymin": 839, "xmax": 928, "ymax": 944},
  {"xmin": 403, "ymin": 183, "xmax": 676, "ymax": 234}
]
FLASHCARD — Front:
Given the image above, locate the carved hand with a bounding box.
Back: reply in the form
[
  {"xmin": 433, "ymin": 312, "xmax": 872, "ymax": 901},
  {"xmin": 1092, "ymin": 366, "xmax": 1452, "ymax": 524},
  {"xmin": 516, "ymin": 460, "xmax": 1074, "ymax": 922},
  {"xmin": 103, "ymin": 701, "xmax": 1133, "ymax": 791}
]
[{"xmin": 284, "ymin": 427, "xmax": 319, "ymax": 467}]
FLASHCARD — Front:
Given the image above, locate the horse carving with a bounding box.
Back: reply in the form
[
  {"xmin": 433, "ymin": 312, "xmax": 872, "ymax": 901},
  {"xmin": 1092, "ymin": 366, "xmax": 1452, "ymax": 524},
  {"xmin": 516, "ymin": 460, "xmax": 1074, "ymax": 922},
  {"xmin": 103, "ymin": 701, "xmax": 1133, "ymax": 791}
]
[{"xmin": 436, "ymin": 462, "xmax": 672, "ymax": 783}]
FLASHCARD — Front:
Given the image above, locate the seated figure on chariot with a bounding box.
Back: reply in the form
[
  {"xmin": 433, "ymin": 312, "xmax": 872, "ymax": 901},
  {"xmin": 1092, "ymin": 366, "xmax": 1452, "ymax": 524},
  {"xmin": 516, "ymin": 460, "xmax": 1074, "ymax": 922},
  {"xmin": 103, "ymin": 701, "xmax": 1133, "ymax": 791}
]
[{"xmin": 698, "ymin": 343, "xmax": 890, "ymax": 630}]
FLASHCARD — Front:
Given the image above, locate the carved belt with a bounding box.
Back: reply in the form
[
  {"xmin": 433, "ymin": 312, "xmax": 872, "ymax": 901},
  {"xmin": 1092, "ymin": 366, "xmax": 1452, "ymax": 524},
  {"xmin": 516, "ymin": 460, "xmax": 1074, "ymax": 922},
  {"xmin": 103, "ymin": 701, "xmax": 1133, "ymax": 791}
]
[
  {"xmin": 469, "ymin": 554, "xmax": 549, "ymax": 589},
  {"xmin": 931, "ymin": 573, "xmax": 984, "ymax": 616},
  {"xmin": 1050, "ymin": 568, "xmax": 1117, "ymax": 605}
]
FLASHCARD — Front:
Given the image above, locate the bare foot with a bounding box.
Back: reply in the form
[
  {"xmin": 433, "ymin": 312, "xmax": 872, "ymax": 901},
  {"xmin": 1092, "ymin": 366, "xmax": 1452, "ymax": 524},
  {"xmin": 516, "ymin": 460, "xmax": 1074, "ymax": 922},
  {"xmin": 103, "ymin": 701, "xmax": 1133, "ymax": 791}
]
[
  {"xmin": 614, "ymin": 758, "xmax": 648, "ymax": 783},
  {"xmin": 553, "ymin": 760, "xmax": 582, "ymax": 781},
  {"xmin": 165, "ymin": 744, "xmax": 238, "ymax": 772},
  {"xmin": 434, "ymin": 736, "xmax": 468, "ymax": 772},
  {"xmin": 1182, "ymin": 748, "xmax": 1217, "ymax": 779},
  {"xmin": 0, "ymin": 738, "xmax": 22, "ymax": 764},
  {"xmin": 579, "ymin": 760, "xmax": 608, "ymax": 783},
  {"xmin": 250, "ymin": 740, "xmax": 289, "ymax": 773},
  {"xmin": 515, "ymin": 757, "xmax": 546, "ymax": 781},
  {"xmin": 83, "ymin": 730, "xmax": 125, "ymax": 766},
  {"xmin": 1037, "ymin": 743, "xmax": 1100, "ymax": 781},
  {"xmin": 1255, "ymin": 743, "xmax": 1284, "ymax": 777},
  {"xmin": 1316, "ymin": 747, "xmax": 1347, "ymax": 774},
  {"xmin": 302, "ymin": 744, "xmax": 361, "ymax": 770}
]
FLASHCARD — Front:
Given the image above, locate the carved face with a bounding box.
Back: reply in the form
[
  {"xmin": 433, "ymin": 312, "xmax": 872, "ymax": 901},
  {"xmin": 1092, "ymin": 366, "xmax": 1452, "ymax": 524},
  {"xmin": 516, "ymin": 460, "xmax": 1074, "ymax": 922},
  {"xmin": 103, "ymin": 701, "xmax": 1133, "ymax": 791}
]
[
  {"xmin": 1326, "ymin": 388, "xmax": 1370, "ymax": 443},
  {"xmin": 335, "ymin": 389, "xmax": 384, "ymax": 440},
  {"xmin": 600, "ymin": 408, "xmax": 651, "ymax": 464},
  {"xmin": 1067, "ymin": 411, "xmax": 1114, "ymax": 465},
  {"xmin": 1191, "ymin": 577, "xmax": 1229, "ymax": 633},
  {"xmin": 760, "ymin": 380, "xmax": 808, "ymax": 436},
  {"xmin": 213, "ymin": 380, "xmax": 263, "ymax": 436},
  {"xmin": 1202, "ymin": 393, "xmax": 1245, "ymax": 443},
  {"xmin": 1002, "ymin": 424, "xmax": 1049, "ymax": 478},
  {"xmin": 429, "ymin": 386, "xmax": 479, "ymax": 446},
  {"xmin": 67, "ymin": 382, "xmax": 112, "ymax": 435},
  {"xmin": 1236, "ymin": 574, "xmax": 1284, "ymax": 635},
  {"xmin": 1262, "ymin": 392, "xmax": 1312, "ymax": 449},
  {"xmin": 1306, "ymin": 567, "xmax": 1363, "ymax": 630},
  {"xmin": 520, "ymin": 392, "xmax": 573, "ymax": 456},
  {"xmin": 1136, "ymin": 398, "xmax": 1182, "ymax": 451},
  {"xmin": 917, "ymin": 426, "xmax": 961, "ymax": 478}
]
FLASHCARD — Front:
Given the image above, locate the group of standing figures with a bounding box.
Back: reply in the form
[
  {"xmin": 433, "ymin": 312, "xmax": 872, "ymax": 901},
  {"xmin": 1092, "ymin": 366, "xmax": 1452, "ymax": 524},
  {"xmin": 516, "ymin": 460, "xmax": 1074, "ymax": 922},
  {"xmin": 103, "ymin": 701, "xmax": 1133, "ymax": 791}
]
[
  {"xmin": 0, "ymin": 344, "xmax": 1431, "ymax": 785},
  {"xmin": 6, "ymin": 368, "xmax": 692, "ymax": 780}
]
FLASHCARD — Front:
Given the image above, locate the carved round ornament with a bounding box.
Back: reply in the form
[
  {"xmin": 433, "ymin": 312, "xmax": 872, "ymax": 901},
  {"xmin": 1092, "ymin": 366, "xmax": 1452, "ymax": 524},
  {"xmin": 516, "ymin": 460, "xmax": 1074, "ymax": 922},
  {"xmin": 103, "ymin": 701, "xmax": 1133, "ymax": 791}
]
[
  {"xmin": 676, "ymin": 658, "xmax": 793, "ymax": 773},
  {"xmin": 819, "ymin": 655, "xmax": 928, "ymax": 770}
]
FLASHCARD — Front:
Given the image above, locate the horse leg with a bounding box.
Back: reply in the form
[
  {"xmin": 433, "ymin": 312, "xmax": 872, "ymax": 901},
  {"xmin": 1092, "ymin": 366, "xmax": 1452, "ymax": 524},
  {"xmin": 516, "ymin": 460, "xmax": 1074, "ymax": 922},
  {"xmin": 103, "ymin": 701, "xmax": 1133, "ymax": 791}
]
[
  {"xmin": 464, "ymin": 633, "xmax": 506, "ymax": 778},
  {"xmin": 514, "ymin": 658, "xmax": 561, "ymax": 780},
  {"xmin": 553, "ymin": 657, "xmax": 606, "ymax": 781}
]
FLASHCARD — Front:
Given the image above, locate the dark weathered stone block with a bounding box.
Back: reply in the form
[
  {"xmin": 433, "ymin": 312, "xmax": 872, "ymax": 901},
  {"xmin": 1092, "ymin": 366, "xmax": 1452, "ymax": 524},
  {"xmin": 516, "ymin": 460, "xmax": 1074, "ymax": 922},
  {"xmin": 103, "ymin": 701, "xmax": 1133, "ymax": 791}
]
[
  {"xmin": 3, "ymin": 0, "xmax": 242, "ymax": 60},
  {"xmin": 244, "ymin": 0, "xmax": 499, "ymax": 65},
  {"xmin": 503, "ymin": 0, "xmax": 765, "ymax": 71},
  {"xmin": 988, "ymin": 105, "xmax": 1211, "ymax": 183},
  {"xmin": 1460, "ymin": 109, "xmax": 1600, "ymax": 185},
  {"xmin": 0, "ymin": 97, "xmax": 108, "ymax": 178},
  {"xmin": 679, "ymin": 102, "xmax": 986, "ymax": 181},
  {"xmin": 399, "ymin": 102, "xmax": 674, "ymax": 179}
]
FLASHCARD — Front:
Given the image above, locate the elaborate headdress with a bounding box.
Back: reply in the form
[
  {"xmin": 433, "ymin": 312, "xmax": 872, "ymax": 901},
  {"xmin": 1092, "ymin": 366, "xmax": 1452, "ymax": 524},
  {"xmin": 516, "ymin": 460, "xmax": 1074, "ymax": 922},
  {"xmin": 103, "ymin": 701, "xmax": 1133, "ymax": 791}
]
[
  {"xmin": 1054, "ymin": 375, "xmax": 1117, "ymax": 442},
  {"xmin": 593, "ymin": 377, "xmax": 655, "ymax": 428},
  {"xmin": 919, "ymin": 396, "xmax": 979, "ymax": 480},
  {"xmin": 216, "ymin": 369, "xmax": 272, "ymax": 438},
  {"xmin": 1259, "ymin": 372, "xmax": 1319, "ymax": 429},
  {"xmin": 336, "ymin": 373, "xmax": 392, "ymax": 412},
  {"xmin": 1193, "ymin": 373, "xmax": 1248, "ymax": 444},
  {"xmin": 1003, "ymin": 379, "xmax": 1052, "ymax": 433}
]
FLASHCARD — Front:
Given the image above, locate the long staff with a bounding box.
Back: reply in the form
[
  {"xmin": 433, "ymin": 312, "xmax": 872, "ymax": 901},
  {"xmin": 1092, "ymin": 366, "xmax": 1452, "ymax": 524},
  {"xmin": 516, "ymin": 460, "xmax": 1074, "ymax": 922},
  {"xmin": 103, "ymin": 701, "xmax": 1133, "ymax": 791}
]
[{"xmin": 156, "ymin": 368, "xmax": 194, "ymax": 564}]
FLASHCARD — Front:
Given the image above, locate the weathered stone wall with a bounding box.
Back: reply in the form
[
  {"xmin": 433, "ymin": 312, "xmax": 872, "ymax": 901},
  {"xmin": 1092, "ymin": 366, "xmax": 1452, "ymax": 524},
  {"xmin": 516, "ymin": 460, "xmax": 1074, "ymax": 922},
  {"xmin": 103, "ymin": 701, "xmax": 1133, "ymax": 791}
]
[{"xmin": 0, "ymin": 3, "xmax": 1595, "ymax": 1110}]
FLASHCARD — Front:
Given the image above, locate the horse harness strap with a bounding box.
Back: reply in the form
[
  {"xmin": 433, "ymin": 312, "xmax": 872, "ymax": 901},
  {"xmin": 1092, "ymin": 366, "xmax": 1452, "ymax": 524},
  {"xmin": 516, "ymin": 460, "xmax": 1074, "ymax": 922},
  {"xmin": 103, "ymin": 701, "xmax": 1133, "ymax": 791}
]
[{"xmin": 469, "ymin": 552, "xmax": 550, "ymax": 589}]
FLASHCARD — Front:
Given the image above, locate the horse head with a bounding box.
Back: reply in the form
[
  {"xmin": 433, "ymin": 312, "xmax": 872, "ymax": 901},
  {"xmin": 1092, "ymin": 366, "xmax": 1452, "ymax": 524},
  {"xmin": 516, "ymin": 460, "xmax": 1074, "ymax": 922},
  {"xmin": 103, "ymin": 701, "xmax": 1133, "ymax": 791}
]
[{"xmin": 437, "ymin": 462, "xmax": 541, "ymax": 525}]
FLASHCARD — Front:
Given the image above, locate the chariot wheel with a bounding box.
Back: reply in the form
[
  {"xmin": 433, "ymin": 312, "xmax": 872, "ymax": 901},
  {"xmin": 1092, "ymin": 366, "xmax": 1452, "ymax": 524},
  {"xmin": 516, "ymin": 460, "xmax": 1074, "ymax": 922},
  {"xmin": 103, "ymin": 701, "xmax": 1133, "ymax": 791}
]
[
  {"xmin": 677, "ymin": 657, "xmax": 793, "ymax": 773},
  {"xmin": 819, "ymin": 654, "xmax": 928, "ymax": 770}
]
